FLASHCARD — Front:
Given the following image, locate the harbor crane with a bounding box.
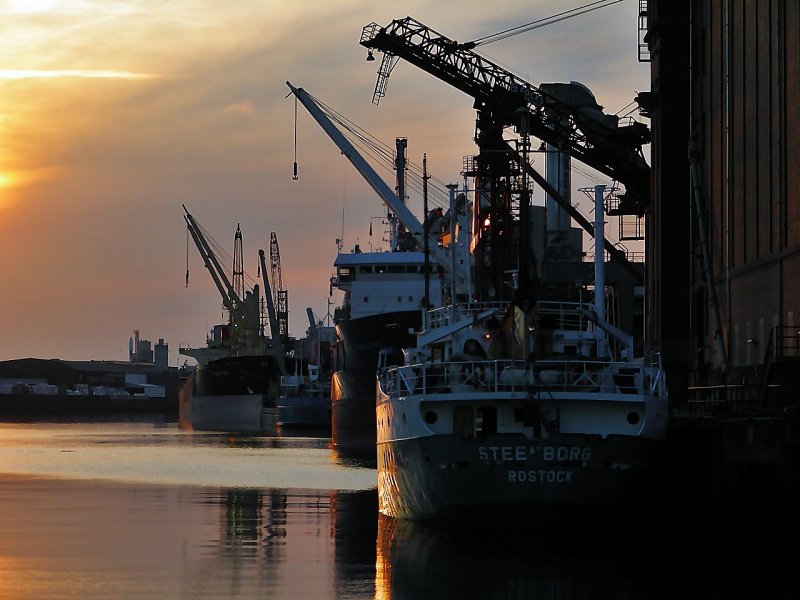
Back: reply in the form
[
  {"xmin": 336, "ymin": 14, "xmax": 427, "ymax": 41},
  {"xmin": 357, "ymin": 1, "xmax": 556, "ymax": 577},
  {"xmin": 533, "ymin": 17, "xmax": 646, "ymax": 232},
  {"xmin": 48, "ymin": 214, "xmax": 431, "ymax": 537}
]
[
  {"xmin": 359, "ymin": 16, "xmax": 651, "ymax": 215},
  {"xmin": 258, "ymin": 247, "xmax": 287, "ymax": 376},
  {"xmin": 269, "ymin": 232, "xmax": 290, "ymax": 345},
  {"xmin": 359, "ymin": 16, "xmax": 648, "ymax": 302},
  {"xmin": 232, "ymin": 223, "xmax": 245, "ymax": 303}
]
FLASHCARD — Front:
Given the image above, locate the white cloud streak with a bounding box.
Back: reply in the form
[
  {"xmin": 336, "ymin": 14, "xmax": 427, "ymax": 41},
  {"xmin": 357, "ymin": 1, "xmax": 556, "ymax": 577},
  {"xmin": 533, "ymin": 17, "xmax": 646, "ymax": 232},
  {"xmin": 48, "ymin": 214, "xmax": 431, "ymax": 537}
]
[{"xmin": 0, "ymin": 69, "xmax": 158, "ymax": 79}]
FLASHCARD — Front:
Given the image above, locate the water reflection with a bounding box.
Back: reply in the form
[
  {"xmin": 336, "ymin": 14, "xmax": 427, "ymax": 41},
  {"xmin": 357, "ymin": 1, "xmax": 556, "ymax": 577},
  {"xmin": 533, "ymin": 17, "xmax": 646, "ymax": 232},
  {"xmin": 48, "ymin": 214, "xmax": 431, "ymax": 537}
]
[
  {"xmin": 374, "ymin": 514, "xmax": 646, "ymax": 600},
  {"xmin": 333, "ymin": 487, "xmax": 379, "ymax": 598},
  {"xmin": 0, "ymin": 477, "xmax": 380, "ymax": 599},
  {"xmin": 374, "ymin": 497, "xmax": 797, "ymax": 600},
  {"xmin": 0, "ymin": 423, "xmax": 793, "ymax": 599},
  {"xmin": 187, "ymin": 486, "xmax": 379, "ymax": 599}
]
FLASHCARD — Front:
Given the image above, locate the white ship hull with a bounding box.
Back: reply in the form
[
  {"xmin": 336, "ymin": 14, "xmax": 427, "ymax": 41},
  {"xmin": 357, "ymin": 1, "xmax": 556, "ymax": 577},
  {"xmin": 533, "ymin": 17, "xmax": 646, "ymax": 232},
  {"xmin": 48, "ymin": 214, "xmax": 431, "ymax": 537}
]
[{"xmin": 375, "ymin": 302, "xmax": 669, "ymax": 521}]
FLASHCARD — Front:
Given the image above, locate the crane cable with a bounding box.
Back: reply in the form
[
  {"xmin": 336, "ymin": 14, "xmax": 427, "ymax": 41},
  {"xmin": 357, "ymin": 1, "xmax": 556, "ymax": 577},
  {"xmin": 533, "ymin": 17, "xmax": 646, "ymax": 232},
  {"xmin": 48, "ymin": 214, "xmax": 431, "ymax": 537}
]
[
  {"xmin": 292, "ymin": 95, "xmax": 299, "ymax": 180},
  {"xmin": 307, "ymin": 92, "xmax": 453, "ymax": 210},
  {"xmin": 185, "ymin": 226, "xmax": 190, "ymax": 288},
  {"xmin": 470, "ymin": 0, "xmax": 625, "ymax": 47}
]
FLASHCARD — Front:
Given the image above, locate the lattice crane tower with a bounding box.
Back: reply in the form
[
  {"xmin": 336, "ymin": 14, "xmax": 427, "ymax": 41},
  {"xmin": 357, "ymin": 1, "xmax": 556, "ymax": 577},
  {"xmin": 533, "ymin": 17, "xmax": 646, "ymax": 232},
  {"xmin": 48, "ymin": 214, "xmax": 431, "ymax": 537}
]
[{"xmin": 269, "ymin": 232, "xmax": 289, "ymax": 342}]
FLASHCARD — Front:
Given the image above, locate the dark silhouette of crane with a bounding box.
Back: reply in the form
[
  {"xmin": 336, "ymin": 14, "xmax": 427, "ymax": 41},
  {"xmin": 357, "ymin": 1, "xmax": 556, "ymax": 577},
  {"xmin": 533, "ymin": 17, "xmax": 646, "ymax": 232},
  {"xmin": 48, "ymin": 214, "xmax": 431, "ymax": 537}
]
[
  {"xmin": 269, "ymin": 232, "xmax": 289, "ymax": 345},
  {"xmin": 232, "ymin": 223, "xmax": 245, "ymax": 303},
  {"xmin": 182, "ymin": 205, "xmax": 264, "ymax": 357},
  {"xmin": 359, "ymin": 17, "xmax": 650, "ymax": 215},
  {"xmin": 359, "ymin": 16, "xmax": 648, "ymax": 303}
]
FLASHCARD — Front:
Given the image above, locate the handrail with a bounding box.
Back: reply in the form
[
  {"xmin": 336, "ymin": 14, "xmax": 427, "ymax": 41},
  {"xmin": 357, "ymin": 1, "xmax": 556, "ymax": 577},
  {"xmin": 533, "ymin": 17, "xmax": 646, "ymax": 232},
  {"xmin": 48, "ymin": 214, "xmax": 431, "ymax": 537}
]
[
  {"xmin": 763, "ymin": 326, "xmax": 800, "ymax": 363},
  {"xmin": 379, "ymin": 357, "xmax": 664, "ymax": 399}
]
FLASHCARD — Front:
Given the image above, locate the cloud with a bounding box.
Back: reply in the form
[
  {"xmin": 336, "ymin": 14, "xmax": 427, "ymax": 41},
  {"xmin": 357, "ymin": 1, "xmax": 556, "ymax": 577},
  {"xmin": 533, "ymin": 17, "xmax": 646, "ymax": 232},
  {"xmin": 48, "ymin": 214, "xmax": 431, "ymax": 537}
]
[
  {"xmin": 0, "ymin": 69, "xmax": 158, "ymax": 79},
  {"xmin": 223, "ymin": 101, "xmax": 257, "ymax": 116}
]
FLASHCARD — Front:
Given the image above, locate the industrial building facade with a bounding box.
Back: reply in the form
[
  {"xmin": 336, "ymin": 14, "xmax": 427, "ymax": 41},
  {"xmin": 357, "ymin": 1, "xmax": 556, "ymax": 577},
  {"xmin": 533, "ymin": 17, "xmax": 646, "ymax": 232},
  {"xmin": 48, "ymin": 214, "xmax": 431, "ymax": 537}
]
[{"xmin": 647, "ymin": 0, "xmax": 800, "ymax": 401}]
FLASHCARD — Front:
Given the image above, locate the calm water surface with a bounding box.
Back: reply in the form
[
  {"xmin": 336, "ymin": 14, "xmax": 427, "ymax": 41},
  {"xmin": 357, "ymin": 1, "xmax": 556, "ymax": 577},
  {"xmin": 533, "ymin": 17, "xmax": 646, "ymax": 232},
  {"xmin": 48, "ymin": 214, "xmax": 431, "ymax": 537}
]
[{"xmin": 0, "ymin": 420, "xmax": 793, "ymax": 599}]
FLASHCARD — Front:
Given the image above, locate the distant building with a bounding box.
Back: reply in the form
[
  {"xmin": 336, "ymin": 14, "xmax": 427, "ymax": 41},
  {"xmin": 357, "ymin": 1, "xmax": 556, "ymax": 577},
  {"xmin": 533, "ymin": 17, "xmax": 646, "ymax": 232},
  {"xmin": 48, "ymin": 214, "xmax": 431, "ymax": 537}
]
[
  {"xmin": 129, "ymin": 330, "xmax": 169, "ymax": 372},
  {"xmin": 0, "ymin": 358, "xmax": 180, "ymax": 416}
]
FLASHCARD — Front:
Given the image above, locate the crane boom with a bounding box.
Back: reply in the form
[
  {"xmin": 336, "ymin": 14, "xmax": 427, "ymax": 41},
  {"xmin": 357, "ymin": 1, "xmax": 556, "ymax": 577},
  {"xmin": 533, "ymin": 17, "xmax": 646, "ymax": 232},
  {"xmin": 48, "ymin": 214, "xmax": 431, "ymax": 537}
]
[
  {"xmin": 259, "ymin": 248, "xmax": 286, "ymax": 376},
  {"xmin": 183, "ymin": 204, "xmax": 244, "ymax": 315},
  {"xmin": 285, "ymin": 81, "xmax": 469, "ymax": 293},
  {"xmin": 360, "ymin": 17, "xmax": 651, "ymax": 214}
]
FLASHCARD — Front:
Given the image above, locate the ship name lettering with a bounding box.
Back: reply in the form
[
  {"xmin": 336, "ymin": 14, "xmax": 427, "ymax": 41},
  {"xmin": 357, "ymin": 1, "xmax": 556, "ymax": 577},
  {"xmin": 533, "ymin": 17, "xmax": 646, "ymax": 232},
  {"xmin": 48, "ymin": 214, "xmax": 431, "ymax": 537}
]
[
  {"xmin": 477, "ymin": 446, "xmax": 528, "ymax": 462},
  {"xmin": 507, "ymin": 469, "xmax": 573, "ymax": 483},
  {"xmin": 542, "ymin": 446, "xmax": 592, "ymax": 462},
  {"xmin": 477, "ymin": 445, "xmax": 591, "ymax": 463}
]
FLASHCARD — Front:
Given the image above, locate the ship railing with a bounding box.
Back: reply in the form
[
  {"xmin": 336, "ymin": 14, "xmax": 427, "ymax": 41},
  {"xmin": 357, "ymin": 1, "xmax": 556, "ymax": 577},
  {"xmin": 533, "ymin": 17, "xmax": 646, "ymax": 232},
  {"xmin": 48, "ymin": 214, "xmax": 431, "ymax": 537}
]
[
  {"xmin": 683, "ymin": 384, "xmax": 781, "ymax": 417},
  {"xmin": 425, "ymin": 302, "xmax": 508, "ymax": 330},
  {"xmin": 379, "ymin": 357, "xmax": 659, "ymax": 397},
  {"xmin": 537, "ymin": 301, "xmax": 596, "ymax": 331},
  {"xmin": 425, "ymin": 301, "xmax": 598, "ymax": 333}
]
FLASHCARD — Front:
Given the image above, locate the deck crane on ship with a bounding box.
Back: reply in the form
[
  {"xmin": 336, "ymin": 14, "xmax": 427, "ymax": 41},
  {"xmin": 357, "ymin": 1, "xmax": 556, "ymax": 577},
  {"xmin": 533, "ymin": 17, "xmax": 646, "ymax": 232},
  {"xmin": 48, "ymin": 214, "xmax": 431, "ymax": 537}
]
[
  {"xmin": 181, "ymin": 206, "xmax": 265, "ymax": 363},
  {"xmin": 286, "ymin": 81, "xmax": 472, "ymax": 303},
  {"xmin": 181, "ymin": 207, "xmax": 287, "ymax": 373},
  {"xmin": 286, "ymin": 81, "xmax": 476, "ymax": 455},
  {"xmin": 179, "ymin": 208, "xmax": 289, "ymax": 433}
]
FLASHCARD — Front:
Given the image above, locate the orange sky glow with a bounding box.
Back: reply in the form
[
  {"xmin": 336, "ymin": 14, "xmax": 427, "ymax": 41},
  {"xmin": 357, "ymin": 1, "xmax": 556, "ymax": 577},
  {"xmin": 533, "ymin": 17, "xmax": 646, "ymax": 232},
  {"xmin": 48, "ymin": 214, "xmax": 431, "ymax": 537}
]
[{"xmin": 0, "ymin": 0, "xmax": 648, "ymax": 365}]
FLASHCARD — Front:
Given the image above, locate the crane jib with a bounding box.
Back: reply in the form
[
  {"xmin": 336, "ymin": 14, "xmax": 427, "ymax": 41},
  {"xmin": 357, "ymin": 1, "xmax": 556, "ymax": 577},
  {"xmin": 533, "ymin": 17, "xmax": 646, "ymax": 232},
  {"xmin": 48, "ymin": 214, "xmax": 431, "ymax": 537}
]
[{"xmin": 360, "ymin": 17, "xmax": 651, "ymax": 213}]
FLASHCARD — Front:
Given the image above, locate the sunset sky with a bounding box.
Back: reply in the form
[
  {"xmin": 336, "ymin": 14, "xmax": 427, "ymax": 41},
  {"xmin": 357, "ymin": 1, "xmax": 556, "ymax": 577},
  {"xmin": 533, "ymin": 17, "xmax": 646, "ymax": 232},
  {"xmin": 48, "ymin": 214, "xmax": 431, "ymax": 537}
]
[{"xmin": 0, "ymin": 0, "xmax": 648, "ymax": 365}]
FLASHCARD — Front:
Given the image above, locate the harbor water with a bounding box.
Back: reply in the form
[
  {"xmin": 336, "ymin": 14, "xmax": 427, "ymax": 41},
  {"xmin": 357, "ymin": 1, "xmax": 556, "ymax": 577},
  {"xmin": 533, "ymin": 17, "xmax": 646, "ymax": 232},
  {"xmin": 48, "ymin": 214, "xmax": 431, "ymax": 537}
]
[{"xmin": 0, "ymin": 419, "xmax": 793, "ymax": 599}]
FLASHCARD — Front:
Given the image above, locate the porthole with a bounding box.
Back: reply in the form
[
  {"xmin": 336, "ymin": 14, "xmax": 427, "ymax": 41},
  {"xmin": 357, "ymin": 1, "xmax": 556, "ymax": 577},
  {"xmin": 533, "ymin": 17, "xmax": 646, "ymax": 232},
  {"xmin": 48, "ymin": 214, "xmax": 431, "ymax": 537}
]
[
  {"xmin": 424, "ymin": 411, "xmax": 438, "ymax": 424},
  {"xmin": 626, "ymin": 411, "xmax": 640, "ymax": 425}
]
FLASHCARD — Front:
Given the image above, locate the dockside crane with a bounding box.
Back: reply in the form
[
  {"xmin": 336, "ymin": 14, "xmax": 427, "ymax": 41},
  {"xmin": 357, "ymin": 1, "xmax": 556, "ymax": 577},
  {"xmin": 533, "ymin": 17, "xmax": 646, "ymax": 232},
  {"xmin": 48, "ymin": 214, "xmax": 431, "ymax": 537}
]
[
  {"xmin": 258, "ymin": 247, "xmax": 287, "ymax": 376},
  {"xmin": 359, "ymin": 17, "xmax": 649, "ymax": 302},
  {"xmin": 269, "ymin": 232, "xmax": 289, "ymax": 346},
  {"xmin": 360, "ymin": 17, "xmax": 651, "ymax": 214}
]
